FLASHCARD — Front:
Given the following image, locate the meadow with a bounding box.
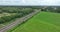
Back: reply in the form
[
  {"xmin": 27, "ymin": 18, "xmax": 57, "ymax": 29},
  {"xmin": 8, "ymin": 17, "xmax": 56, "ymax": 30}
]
[{"xmin": 10, "ymin": 12, "xmax": 60, "ymax": 32}]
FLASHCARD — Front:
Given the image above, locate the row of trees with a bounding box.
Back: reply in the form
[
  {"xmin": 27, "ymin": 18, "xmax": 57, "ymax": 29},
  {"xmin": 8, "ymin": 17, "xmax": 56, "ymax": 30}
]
[
  {"xmin": 41, "ymin": 7, "xmax": 60, "ymax": 13},
  {"xmin": 0, "ymin": 7, "xmax": 21, "ymax": 13},
  {"xmin": 0, "ymin": 7, "xmax": 33, "ymax": 13}
]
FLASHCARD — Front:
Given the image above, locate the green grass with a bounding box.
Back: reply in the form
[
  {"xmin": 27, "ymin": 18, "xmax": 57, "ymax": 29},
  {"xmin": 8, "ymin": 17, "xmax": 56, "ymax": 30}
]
[{"xmin": 9, "ymin": 12, "xmax": 60, "ymax": 32}]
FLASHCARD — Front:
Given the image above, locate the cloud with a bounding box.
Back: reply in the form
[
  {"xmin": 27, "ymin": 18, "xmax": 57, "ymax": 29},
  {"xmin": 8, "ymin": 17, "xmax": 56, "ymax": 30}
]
[
  {"xmin": 0, "ymin": 0, "xmax": 60, "ymax": 6},
  {"xmin": 40, "ymin": 0, "xmax": 60, "ymax": 5},
  {"xmin": 21, "ymin": 0, "xmax": 60, "ymax": 6},
  {"xmin": 0, "ymin": 0, "xmax": 20, "ymax": 5}
]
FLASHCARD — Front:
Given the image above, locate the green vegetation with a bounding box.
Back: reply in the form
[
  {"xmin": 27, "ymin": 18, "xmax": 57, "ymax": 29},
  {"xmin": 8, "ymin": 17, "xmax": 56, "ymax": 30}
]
[
  {"xmin": 0, "ymin": 6, "xmax": 60, "ymax": 32},
  {"xmin": 0, "ymin": 7, "xmax": 34, "ymax": 24},
  {"xmin": 10, "ymin": 12, "xmax": 60, "ymax": 32},
  {"xmin": 41, "ymin": 7, "xmax": 60, "ymax": 13},
  {"xmin": 0, "ymin": 13, "xmax": 23, "ymax": 24},
  {"xmin": 0, "ymin": 7, "xmax": 33, "ymax": 13}
]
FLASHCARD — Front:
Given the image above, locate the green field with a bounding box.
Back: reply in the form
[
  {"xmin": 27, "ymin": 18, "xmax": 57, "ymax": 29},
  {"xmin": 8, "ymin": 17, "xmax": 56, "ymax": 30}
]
[{"xmin": 10, "ymin": 12, "xmax": 60, "ymax": 32}]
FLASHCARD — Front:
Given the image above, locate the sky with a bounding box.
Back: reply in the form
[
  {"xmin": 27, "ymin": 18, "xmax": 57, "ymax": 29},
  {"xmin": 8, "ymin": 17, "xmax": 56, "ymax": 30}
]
[{"xmin": 0, "ymin": 0, "xmax": 60, "ymax": 6}]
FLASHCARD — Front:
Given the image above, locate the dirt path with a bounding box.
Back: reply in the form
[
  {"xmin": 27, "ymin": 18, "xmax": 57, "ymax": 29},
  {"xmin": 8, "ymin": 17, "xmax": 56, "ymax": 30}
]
[{"xmin": 0, "ymin": 10, "xmax": 40, "ymax": 32}]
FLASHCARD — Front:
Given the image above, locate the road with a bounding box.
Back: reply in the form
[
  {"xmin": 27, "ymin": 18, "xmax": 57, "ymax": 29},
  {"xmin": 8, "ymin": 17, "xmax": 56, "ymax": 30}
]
[{"xmin": 0, "ymin": 10, "xmax": 40, "ymax": 32}]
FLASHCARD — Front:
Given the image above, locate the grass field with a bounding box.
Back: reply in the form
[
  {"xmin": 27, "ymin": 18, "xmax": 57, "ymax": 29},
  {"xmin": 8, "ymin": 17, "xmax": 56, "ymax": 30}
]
[{"xmin": 10, "ymin": 12, "xmax": 60, "ymax": 32}]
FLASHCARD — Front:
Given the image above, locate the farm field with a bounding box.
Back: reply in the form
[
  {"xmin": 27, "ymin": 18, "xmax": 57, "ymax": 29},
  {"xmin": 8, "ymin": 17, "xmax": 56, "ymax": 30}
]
[{"xmin": 10, "ymin": 12, "xmax": 60, "ymax": 32}]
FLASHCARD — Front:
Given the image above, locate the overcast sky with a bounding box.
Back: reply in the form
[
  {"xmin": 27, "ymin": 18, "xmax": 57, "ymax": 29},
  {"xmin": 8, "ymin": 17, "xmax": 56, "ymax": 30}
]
[{"xmin": 0, "ymin": 0, "xmax": 60, "ymax": 6}]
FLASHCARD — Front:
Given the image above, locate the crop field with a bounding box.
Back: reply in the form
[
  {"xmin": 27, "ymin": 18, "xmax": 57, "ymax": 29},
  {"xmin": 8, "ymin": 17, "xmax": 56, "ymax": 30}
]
[{"xmin": 10, "ymin": 12, "xmax": 60, "ymax": 32}]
